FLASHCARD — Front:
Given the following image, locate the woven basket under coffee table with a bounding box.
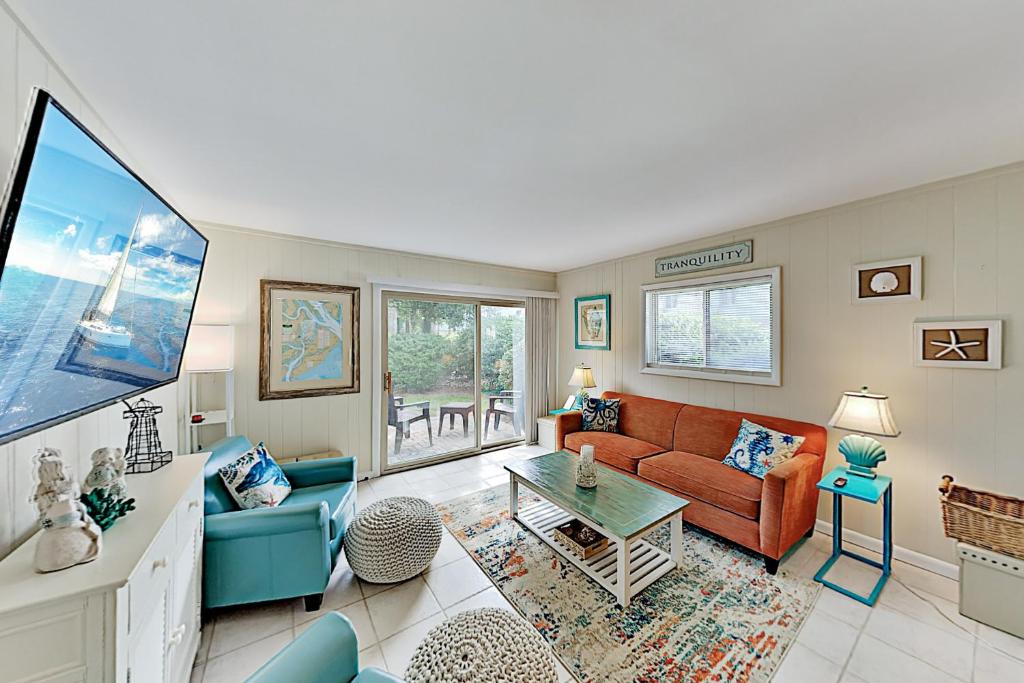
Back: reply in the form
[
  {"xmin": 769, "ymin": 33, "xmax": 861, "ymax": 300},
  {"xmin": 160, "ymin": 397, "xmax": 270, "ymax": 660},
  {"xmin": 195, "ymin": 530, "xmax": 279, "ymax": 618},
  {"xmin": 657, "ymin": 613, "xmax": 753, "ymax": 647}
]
[
  {"xmin": 405, "ymin": 608, "xmax": 558, "ymax": 683},
  {"xmin": 344, "ymin": 496, "xmax": 443, "ymax": 584}
]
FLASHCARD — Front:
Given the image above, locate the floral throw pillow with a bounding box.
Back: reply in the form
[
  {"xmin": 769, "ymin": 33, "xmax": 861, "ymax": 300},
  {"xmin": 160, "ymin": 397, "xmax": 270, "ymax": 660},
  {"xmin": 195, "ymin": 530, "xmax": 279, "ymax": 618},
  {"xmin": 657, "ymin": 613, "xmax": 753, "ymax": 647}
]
[
  {"xmin": 218, "ymin": 442, "xmax": 292, "ymax": 509},
  {"xmin": 581, "ymin": 397, "xmax": 620, "ymax": 432},
  {"xmin": 722, "ymin": 419, "xmax": 805, "ymax": 479}
]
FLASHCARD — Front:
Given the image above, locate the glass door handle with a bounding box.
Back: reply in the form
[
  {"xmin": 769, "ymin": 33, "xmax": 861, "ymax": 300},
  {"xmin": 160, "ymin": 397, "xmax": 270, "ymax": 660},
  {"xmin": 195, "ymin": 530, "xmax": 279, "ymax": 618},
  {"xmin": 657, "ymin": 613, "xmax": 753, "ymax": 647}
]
[{"xmin": 384, "ymin": 371, "xmax": 392, "ymax": 393}]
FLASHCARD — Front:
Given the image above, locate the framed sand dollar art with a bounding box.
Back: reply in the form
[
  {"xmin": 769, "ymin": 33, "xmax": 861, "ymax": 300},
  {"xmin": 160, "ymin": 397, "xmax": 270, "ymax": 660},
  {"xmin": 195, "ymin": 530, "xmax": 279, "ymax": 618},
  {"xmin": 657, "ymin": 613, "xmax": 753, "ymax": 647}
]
[{"xmin": 852, "ymin": 257, "xmax": 922, "ymax": 303}]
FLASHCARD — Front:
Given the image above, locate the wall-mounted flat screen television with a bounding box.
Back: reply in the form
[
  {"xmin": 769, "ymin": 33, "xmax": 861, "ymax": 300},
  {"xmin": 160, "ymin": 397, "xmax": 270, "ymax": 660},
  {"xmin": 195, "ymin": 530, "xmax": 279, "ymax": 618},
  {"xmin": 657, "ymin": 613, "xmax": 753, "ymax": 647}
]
[{"xmin": 0, "ymin": 89, "xmax": 207, "ymax": 446}]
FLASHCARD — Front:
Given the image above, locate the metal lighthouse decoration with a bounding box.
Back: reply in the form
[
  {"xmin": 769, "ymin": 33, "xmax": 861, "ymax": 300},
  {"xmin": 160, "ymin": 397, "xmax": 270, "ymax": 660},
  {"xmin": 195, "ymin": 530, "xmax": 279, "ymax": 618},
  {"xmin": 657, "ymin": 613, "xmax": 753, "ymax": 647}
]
[{"xmin": 122, "ymin": 397, "xmax": 173, "ymax": 474}]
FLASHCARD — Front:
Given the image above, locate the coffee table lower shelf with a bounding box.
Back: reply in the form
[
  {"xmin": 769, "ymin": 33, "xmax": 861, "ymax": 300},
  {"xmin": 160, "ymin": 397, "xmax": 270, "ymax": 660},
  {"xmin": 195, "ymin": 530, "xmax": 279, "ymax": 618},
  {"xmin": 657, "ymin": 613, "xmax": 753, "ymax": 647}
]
[{"xmin": 515, "ymin": 498, "xmax": 677, "ymax": 606}]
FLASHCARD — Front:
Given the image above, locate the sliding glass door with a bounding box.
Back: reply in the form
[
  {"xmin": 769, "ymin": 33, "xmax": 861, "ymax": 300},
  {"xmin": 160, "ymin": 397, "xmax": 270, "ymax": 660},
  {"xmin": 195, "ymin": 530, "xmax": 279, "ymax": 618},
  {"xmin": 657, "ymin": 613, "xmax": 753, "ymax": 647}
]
[
  {"xmin": 481, "ymin": 304, "xmax": 525, "ymax": 447},
  {"xmin": 381, "ymin": 293, "xmax": 525, "ymax": 472}
]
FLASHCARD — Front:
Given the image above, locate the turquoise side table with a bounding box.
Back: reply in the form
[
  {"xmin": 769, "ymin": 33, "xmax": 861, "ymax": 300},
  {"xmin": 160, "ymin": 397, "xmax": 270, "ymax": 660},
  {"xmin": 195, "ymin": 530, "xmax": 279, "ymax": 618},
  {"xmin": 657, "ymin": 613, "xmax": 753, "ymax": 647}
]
[{"xmin": 814, "ymin": 466, "xmax": 892, "ymax": 606}]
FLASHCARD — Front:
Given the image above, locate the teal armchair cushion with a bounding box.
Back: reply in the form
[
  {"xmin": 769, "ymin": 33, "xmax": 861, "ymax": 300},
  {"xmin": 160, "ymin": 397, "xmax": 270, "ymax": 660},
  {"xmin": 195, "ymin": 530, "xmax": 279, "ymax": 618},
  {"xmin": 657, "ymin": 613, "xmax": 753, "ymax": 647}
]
[
  {"xmin": 280, "ymin": 482, "xmax": 354, "ymax": 538},
  {"xmin": 247, "ymin": 613, "xmax": 403, "ymax": 683},
  {"xmin": 203, "ymin": 436, "xmax": 358, "ymax": 609}
]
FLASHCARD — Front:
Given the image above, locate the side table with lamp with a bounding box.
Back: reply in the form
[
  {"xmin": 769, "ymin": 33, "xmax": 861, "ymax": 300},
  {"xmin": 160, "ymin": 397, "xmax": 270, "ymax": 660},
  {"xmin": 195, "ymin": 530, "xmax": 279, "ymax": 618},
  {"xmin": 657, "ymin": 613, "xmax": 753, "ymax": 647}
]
[
  {"xmin": 815, "ymin": 387, "xmax": 900, "ymax": 606},
  {"xmin": 552, "ymin": 364, "xmax": 597, "ymax": 415}
]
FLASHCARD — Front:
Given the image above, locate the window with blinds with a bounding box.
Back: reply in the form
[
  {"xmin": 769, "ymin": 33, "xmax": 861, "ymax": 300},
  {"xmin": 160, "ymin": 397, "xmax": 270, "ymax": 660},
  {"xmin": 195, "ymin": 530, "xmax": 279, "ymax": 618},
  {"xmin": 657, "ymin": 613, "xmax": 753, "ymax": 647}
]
[{"xmin": 642, "ymin": 267, "xmax": 780, "ymax": 385}]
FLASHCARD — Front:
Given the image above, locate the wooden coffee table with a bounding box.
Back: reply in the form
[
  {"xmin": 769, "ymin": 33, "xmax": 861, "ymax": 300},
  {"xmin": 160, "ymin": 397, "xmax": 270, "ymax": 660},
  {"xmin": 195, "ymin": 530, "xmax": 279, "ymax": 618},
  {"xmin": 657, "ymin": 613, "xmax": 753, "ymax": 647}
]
[{"xmin": 505, "ymin": 451, "xmax": 688, "ymax": 607}]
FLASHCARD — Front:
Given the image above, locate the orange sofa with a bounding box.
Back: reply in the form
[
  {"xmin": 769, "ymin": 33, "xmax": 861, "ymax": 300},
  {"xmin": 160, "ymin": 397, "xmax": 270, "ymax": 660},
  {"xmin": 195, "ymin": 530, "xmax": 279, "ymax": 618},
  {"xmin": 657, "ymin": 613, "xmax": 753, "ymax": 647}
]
[{"xmin": 555, "ymin": 391, "xmax": 827, "ymax": 573}]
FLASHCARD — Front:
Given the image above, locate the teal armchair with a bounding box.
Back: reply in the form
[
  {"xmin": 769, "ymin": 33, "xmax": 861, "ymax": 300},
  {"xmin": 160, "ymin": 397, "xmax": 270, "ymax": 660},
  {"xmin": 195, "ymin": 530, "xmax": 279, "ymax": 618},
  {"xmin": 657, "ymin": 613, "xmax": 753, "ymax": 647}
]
[
  {"xmin": 203, "ymin": 436, "xmax": 357, "ymax": 611},
  {"xmin": 247, "ymin": 613, "xmax": 403, "ymax": 683}
]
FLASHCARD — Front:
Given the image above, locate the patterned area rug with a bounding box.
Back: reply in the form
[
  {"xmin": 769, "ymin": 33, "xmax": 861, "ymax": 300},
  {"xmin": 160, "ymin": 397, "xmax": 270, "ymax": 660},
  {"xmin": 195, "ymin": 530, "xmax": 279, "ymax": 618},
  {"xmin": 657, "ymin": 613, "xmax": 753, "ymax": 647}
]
[{"xmin": 437, "ymin": 485, "xmax": 820, "ymax": 683}]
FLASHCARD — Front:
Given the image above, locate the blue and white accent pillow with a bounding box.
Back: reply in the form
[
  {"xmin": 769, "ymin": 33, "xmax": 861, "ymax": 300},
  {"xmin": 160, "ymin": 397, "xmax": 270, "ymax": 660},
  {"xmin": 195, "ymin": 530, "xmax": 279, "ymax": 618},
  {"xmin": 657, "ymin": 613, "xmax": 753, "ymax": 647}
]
[
  {"xmin": 581, "ymin": 397, "xmax": 620, "ymax": 432},
  {"xmin": 722, "ymin": 419, "xmax": 805, "ymax": 479},
  {"xmin": 218, "ymin": 442, "xmax": 292, "ymax": 509}
]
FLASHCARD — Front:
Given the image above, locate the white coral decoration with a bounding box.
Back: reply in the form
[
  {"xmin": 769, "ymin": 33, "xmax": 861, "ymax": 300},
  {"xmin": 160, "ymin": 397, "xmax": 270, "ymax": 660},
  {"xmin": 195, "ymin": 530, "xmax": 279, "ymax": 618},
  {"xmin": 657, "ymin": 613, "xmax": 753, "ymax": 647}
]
[
  {"xmin": 82, "ymin": 447, "xmax": 128, "ymax": 499},
  {"xmin": 344, "ymin": 496, "xmax": 442, "ymax": 584},
  {"xmin": 31, "ymin": 448, "xmax": 79, "ymax": 525},
  {"xmin": 405, "ymin": 608, "xmax": 559, "ymax": 683}
]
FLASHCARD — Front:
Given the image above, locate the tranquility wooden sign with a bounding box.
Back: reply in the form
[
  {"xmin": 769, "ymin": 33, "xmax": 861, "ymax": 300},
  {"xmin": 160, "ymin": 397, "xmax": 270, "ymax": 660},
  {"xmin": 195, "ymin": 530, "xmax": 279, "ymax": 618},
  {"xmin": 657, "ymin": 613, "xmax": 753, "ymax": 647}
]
[{"xmin": 655, "ymin": 240, "xmax": 753, "ymax": 278}]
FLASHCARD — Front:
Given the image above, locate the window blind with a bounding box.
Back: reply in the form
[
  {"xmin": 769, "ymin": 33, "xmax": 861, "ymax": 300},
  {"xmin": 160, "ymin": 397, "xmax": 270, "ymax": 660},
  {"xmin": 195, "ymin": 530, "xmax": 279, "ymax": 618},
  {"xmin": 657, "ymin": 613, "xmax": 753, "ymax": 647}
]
[{"xmin": 645, "ymin": 274, "xmax": 774, "ymax": 376}]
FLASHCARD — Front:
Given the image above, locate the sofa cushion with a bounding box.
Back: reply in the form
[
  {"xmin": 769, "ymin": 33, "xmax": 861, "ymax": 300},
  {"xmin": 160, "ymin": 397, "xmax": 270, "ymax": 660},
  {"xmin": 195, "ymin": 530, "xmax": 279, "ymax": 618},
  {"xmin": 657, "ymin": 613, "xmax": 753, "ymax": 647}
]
[
  {"xmin": 279, "ymin": 481, "xmax": 354, "ymax": 538},
  {"xmin": 564, "ymin": 431, "xmax": 665, "ymax": 473},
  {"xmin": 602, "ymin": 392, "xmax": 683, "ymax": 451},
  {"xmin": 722, "ymin": 418, "xmax": 806, "ymax": 479},
  {"xmin": 205, "ymin": 435, "xmax": 257, "ymax": 515},
  {"xmin": 638, "ymin": 450, "xmax": 763, "ymax": 520},
  {"xmin": 218, "ymin": 442, "xmax": 292, "ymax": 509},
  {"xmin": 581, "ymin": 396, "xmax": 621, "ymax": 432},
  {"xmin": 672, "ymin": 405, "xmax": 827, "ymax": 460}
]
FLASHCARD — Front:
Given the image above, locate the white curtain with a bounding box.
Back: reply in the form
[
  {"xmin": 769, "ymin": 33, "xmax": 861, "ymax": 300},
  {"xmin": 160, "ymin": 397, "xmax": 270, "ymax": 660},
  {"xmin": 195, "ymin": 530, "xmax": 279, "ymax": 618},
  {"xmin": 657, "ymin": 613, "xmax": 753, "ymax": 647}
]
[{"xmin": 525, "ymin": 297, "xmax": 557, "ymax": 443}]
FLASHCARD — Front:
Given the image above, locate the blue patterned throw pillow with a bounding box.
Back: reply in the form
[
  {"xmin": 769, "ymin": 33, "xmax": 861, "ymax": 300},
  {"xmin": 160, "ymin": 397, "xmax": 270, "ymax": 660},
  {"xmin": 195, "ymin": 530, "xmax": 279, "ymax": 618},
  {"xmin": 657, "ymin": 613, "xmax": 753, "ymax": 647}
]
[
  {"xmin": 581, "ymin": 397, "xmax": 620, "ymax": 432},
  {"xmin": 218, "ymin": 442, "xmax": 292, "ymax": 509},
  {"xmin": 722, "ymin": 419, "xmax": 805, "ymax": 479}
]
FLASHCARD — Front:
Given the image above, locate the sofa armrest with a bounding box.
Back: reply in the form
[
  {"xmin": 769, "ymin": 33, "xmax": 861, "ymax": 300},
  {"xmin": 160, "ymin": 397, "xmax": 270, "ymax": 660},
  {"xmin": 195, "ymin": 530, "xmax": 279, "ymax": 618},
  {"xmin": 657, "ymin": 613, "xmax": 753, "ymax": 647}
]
[
  {"xmin": 554, "ymin": 411, "xmax": 583, "ymax": 450},
  {"xmin": 206, "ymin": 501, "xmax": 329, "ymax": 541},
  {"xmin": 280, "ymin": 456, "xmax": 357, "ymax": 487},
  {"xmin": 759, "ymin": 452, "xmax": 824, "ymax": 560}
]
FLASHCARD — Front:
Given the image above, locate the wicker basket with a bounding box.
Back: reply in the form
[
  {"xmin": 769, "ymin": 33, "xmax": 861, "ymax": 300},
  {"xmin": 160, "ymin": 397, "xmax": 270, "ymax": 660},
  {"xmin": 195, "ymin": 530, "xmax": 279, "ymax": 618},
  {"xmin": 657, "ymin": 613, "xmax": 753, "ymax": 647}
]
[
  {"xmin": 553, "ymin": 519, "xmax": 609, "ymax": 560},
  {"xmin": 939, "ymin": 475, "xmax": 1024, "ymax": 560}
]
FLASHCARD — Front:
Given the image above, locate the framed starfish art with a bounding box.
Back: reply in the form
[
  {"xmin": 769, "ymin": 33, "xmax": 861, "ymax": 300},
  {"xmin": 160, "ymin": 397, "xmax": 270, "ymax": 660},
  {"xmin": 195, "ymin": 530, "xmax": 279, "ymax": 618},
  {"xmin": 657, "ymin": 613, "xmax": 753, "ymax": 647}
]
[{"xmin": 913, "ymin": 320, "xmax": 1002, "ymax": 369}]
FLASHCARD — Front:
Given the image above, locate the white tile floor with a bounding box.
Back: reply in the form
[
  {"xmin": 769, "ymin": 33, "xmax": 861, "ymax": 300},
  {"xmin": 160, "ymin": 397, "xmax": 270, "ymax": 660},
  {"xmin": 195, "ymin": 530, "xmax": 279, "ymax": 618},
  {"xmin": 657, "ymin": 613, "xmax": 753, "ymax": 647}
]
[{"xmin": 193, "ymin": 444, "xmax": 1024, "ymax": 683}]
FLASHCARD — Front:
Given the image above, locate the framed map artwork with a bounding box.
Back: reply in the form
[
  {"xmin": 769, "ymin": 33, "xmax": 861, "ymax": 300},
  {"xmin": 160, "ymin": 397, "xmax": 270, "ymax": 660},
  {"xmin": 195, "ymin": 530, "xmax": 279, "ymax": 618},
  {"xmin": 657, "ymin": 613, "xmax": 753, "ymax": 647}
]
[{"xmin": 259, "ymin": 280, "xmax": 360, "ymax": 400}]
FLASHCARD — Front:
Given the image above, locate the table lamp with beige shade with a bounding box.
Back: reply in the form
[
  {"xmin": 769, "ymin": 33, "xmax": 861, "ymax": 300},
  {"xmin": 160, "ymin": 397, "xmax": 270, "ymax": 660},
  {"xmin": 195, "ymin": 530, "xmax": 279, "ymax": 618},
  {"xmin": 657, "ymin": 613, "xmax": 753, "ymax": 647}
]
[
  {"xmin": 568, "ymin": 364, "xmax": 597, "ymax": 409},
  {"xmin": 828, "ymin": 387, "xmax": 900, "ymax": 479}
]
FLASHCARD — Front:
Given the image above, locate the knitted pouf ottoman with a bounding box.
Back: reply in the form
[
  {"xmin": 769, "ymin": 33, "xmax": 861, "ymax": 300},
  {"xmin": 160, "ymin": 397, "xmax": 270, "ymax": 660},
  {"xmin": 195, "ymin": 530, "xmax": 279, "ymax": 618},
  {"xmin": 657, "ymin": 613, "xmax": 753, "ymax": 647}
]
[
  {"xmin": 344, "ymin": 496, "xmax": 442, "ymax": 584},
  {"xmin": 405, "ymin": 608, "xmax": 558, "ymax": 683}
]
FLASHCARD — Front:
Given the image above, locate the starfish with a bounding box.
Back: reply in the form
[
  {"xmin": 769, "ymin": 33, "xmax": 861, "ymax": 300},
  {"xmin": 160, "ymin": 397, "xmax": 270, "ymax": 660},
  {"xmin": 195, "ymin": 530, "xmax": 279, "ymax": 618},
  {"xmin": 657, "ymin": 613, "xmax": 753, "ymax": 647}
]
[{"xmin": 929, "ymin": 329, "xmax": 982, "ymax": 359}]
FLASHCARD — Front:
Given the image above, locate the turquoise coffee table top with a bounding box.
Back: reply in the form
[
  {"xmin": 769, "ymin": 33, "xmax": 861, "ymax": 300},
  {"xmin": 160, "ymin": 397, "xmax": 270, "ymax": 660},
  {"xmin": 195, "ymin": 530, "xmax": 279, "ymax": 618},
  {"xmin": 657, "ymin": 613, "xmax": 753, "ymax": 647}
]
[
  {"xmin": 505, "ymin": 451, "xmax": 688, "ymax": 538},
  {"xmin": 818, "ymin": 466, "xmax": 892, "ymax": 503}
]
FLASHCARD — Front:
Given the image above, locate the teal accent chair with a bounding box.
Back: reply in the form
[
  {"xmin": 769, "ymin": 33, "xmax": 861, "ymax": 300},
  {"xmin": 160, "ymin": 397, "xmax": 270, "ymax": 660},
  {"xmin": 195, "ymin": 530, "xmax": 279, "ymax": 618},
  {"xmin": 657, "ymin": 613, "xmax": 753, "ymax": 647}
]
[
  {"xmin": 203, "ymin": 436, "xmax": 356, "ymax": 611},
  {"xmin": 247, "ymin": 613, "xmax": 403, "ymax": 683}
]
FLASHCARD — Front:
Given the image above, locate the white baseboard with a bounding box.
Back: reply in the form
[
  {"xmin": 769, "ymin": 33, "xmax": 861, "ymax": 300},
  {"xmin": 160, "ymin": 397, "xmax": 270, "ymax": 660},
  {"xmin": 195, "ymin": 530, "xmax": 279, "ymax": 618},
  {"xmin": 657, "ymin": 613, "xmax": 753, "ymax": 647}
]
[
  {"xmin": 358, "ymin": 470, "xmax": 373, "ymax": 482},
  {"xmin": 813, "ymin": 519, "xmax": 959, "ymax": 580}
]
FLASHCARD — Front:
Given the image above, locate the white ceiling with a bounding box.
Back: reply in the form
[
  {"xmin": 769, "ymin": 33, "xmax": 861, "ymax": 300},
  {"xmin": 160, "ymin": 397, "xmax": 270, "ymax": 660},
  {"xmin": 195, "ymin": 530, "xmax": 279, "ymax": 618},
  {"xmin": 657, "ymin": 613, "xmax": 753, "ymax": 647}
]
[{"xmin": 9, "ymin": 1, "xmax": 1024, "ymax": 272}]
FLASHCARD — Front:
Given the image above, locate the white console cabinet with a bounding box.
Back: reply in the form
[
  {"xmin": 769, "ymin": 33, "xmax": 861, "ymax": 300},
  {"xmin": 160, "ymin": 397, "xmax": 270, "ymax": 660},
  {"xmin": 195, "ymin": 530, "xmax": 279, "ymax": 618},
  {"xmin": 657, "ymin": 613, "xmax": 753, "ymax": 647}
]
[{"xmin": 0, "ymin": 455, "xmax": 207, "ymax": 683}]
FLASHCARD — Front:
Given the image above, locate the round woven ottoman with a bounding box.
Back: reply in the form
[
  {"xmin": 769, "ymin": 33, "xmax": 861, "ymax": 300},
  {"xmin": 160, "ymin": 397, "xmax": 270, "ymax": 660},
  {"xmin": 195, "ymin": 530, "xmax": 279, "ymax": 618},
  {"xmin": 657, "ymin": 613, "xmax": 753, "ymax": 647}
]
[
  {"xmin": 405, "ymin": 608, "xmax": 558, "ymax": 683},
  {"xmin": 344, "ymin": 496, "xmax": 442, "ymax": 584}
]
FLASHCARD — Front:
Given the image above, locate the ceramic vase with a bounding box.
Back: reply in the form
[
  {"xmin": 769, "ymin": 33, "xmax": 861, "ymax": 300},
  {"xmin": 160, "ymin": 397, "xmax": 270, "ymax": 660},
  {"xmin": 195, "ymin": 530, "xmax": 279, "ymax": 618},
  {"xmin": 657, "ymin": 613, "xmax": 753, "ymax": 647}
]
[{"xmin": 576, "ymin": 445, "xmax": 597, "ymax": 488}]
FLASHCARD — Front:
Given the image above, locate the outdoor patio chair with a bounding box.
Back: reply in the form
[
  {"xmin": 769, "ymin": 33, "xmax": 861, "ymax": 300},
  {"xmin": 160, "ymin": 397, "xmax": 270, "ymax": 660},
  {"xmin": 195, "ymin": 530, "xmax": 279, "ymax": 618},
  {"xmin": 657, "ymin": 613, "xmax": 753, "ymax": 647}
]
[
  {"xmin": 388, "ymin": 391, "xmax": 433, "ymax": 454},
  {"xmin": 484, "ymin": 390, "xmax": 522, "ymax": 438}
]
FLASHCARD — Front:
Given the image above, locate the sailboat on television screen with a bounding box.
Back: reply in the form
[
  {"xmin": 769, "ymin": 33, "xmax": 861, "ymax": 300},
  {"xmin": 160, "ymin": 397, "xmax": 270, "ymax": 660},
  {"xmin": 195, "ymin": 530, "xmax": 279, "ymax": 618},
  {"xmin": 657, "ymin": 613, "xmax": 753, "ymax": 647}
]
[{"xmin": 76, "ymin": 209, "xmax": 141, "ymax": 348}]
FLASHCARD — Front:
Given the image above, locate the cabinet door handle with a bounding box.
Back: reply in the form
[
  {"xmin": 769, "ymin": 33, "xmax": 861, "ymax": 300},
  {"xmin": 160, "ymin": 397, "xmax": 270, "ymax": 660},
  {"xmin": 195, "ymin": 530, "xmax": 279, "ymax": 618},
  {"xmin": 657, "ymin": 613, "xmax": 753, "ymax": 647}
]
[
  {"xmin": 152, "ymin": 557, "xmax": 168, "ymax": 572},
  {"xmin": 188, "ymin": 500, "xmax": 200, "ymax": 510}
]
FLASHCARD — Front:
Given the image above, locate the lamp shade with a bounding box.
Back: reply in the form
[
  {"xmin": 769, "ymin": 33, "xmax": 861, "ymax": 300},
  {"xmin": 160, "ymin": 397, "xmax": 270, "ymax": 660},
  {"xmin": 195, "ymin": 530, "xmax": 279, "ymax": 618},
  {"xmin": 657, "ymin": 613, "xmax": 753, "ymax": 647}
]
[
  {"xmin": 568, "ymin": 364, "xmax": 597, "ymax": 388},
  {"xmin": 186, "ymin": 324, "xmax": 235, "ymax": 372},
  {"xmin": 828, "ymin": 387, "xmax": 900, "ymax": 437}
]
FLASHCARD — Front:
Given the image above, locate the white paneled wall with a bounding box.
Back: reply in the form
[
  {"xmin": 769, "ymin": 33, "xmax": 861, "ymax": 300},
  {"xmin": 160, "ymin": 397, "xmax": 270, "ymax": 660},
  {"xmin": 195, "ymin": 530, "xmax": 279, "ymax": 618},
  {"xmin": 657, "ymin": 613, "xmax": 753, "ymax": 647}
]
[
  {"xmin": 185, "ymin": 224, "xmax": 556, "ymax": 473},
  {"xmin": 0, "ymin": 5, "xmax": 179, "ymax": 559},
  {"xmin": 558, "ymin": 163, "xmax": 1024, "ymax": 564}
]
